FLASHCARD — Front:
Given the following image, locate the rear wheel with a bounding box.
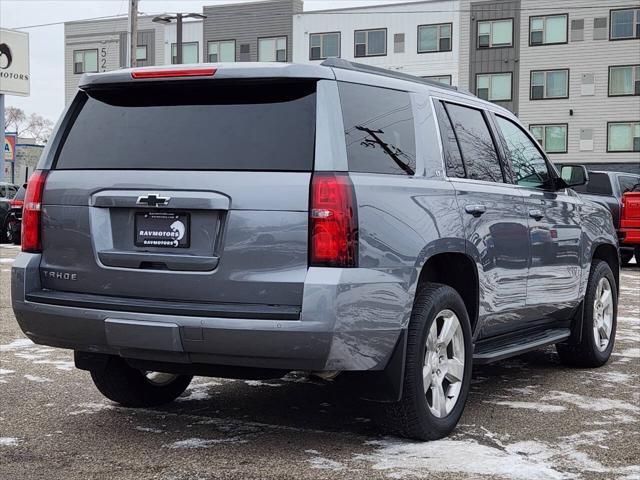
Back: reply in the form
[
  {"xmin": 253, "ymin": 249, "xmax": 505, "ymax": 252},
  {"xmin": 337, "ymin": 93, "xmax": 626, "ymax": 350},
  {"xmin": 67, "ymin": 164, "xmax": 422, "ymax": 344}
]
[
  {"xmin": 379, "ymin": 283, "xmax": 472, "ymax": 441},
  {"xmin": 90, "ymin": 356, "xmax": 192, "ymax": 407},
  {"xmin": 557, "ymin": 260, "xmax": 617, "ymax": 367},
  {"xmin": 4, "ymin": 218, "xmax": 18, "ymax": 244}
]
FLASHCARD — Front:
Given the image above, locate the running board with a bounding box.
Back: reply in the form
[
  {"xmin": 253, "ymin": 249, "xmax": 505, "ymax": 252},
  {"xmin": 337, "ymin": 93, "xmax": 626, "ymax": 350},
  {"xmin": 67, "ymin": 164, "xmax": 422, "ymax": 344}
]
[{"xmin": 473, "ymin": 328, "xmax": 571, "ymax": 365}]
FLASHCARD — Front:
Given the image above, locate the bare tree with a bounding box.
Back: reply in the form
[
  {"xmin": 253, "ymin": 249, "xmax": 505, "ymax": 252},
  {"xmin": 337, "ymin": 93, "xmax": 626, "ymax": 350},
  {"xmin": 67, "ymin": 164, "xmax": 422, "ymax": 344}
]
[{"xmin": 4, "ymin": 106, "xmax": 54, "ymax": 145}]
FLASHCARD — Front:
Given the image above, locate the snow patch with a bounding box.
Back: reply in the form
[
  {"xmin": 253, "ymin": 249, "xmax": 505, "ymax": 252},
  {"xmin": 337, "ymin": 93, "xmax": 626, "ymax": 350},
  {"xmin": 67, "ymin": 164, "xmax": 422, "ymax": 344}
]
[
  {"xmin": 355, "ymin": 437, "xmax": 566, "ymax": 480},
  {"xmin": 68, "ymin": 402, "xmax": 115, "ymax": 415},
  {"xmin": 244, "ymin": 380, "xmax": 283, "ymax": 387},
  {"xmin": 0, "ymin": 437, "xmax": 20, "ymax": 446},
  {"xmin": 135, "ymin": 426, "xmax": 164, "ymax": 434},
  {"xmin": 33, "ymin": 359, "xmax": 75, "ymax": 371},
  {"xmin": 541, "ymin": 391, "xmax": 640, "ymax": 413},
  {"xmin": 0, "ymin": 369, "xmax": 15, "ymax": 375},
  {"xmin": 164, "ymin": 437, "xmax": 248, "ymax": 449},
  {"xmin": 614, "ymin": 348, "xmax": 640, "ymax": 359},
  {"xmin": 0, "ymin": 258, "xmax": 14, "ymax": 263},
  {"xmin": 489, "ymin": 401, "xmax": 567, "ymax": 413},
  {"xmin": 0, "ymin": 338, "xmax": 34, "ymax": 352},
  {"xmin": 24, "ymin": 374, "xmax": 53, "ymax": 383}
]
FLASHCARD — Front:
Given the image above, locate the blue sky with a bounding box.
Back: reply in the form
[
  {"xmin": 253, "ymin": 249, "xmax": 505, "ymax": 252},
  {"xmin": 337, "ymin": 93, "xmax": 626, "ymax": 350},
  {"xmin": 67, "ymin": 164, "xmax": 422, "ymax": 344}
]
[{"xmin": 1, "ymin": 0, "xmax": 419, "ymax": 122}]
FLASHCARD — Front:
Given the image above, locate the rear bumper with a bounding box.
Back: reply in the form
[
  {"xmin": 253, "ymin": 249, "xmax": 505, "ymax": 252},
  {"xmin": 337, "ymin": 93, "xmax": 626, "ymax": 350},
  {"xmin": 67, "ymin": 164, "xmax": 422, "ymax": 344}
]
[
  {"xmin": 619, "ymin": 228, "xmax": 640, "ymax": 246},
  {"xmin": 11, "ymin": 253, "xmax": 411, "ymax": 372}
]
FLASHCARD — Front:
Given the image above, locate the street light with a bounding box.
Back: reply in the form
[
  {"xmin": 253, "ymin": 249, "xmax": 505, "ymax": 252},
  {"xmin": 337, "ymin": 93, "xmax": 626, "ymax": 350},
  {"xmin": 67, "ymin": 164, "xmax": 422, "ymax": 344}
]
[{"xmin": 152, "ymin": 13, "xmax": 206, "ymax": 64}]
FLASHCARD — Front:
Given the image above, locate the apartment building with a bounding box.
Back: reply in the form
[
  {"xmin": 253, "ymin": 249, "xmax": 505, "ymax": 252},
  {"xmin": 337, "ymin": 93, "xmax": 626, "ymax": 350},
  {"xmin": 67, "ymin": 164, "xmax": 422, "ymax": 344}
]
[
  {"xmin": 203, "ymin": 0, "xmax": 302, "ymax": 63},
  {"xmin": 460, "ymin": 0, "xmax": 640, "ymax": 172},
  {"xmin": 293, "ymin": 0, "xmax": 460, "ymax": 85},
  {"xmin": 64, "ymin": 16, "xmax": 203, "ymax": 104}
]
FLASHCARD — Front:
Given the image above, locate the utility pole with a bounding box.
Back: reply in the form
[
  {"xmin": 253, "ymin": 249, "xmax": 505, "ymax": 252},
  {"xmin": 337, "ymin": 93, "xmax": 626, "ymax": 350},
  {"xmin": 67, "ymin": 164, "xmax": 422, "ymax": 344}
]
[
  {"xmin": 128, "ymin": 0, "xmax": 138, "ymax": 67},
  {"xmin": 176, "ymin": 13, "xmax": 183, "ymax": 64}
]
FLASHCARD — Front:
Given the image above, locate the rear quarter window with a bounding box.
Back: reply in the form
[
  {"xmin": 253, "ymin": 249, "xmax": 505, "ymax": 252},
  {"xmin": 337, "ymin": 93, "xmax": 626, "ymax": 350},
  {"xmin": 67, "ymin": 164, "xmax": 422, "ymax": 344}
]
[
  {"xmin": 55, "ymin": 81, "xmax": 317, "ymax": 171},
  {"xmin": 339, "ymin": 82, "xmax": 416, "ymax": 175}
]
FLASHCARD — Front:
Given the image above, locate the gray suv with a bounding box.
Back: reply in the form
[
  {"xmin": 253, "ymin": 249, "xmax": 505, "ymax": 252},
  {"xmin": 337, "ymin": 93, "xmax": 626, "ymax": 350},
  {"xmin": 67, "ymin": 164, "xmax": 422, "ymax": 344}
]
[{"xmin": 11, "ymin": 60, "xmax": 619, "ymax": 440}]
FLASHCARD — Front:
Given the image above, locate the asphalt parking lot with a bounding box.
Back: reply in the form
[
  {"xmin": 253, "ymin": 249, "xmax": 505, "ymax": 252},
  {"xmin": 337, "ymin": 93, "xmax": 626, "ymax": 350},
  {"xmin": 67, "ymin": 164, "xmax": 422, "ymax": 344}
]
[{"xmin": 1, "ymin": 243, "xmax": 638, "ymax": 480}]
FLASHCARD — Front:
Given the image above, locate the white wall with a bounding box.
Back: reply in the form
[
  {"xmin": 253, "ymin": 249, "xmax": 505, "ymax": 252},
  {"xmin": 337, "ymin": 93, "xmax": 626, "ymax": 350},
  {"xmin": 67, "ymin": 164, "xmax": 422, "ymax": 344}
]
[
  {"xmin": 518, "ymin": 0, "xmax": 640, "ymax": 166},
  {"xmin": 293, "ymin": 0, "xmax": 460, "ymax": 84},
  {"xmin": 163, "ymin": 20, "xmax": 204, "ymax": 64}
]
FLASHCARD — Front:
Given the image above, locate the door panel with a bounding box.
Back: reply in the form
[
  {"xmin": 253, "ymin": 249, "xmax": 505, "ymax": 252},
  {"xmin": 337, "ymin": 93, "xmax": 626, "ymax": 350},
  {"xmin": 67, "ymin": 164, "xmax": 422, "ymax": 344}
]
[
  {"xmin": 454, "ymin": 181, "xmax": 529, "ymax": 338},
  {"xmin": 523, "ymin": 189, "xmax": 582, "ymax": 318}
]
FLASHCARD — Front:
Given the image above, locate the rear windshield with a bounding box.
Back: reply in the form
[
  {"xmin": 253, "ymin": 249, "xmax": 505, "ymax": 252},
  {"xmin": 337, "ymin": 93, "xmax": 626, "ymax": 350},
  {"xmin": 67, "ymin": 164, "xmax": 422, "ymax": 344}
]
[
  {"xmin": 618, "ymin": 175, "xmax": 640, "ymax": 194},
  {"xmin": 55, "ymin": 81, "xmax": 317, "ymax": 171},
  {"xmin": 573, "ymin": 172, "xmax": 613, "ymax": 195}
]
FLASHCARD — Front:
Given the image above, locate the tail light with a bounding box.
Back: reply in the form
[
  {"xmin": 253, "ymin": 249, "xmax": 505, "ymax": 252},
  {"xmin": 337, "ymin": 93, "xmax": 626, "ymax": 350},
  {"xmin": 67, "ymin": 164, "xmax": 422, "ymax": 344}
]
[
  {"xmin": 310, "ymin": 172, "xmax": 358, "ymax": 267},
  {"xmin": 9, "ymin": 199, "xmax": 23, "ymax": 208},
  {"xmin": 22, "ymin": 170, "xmax": 48, "ymax": 253},
  {"xmin": 131, "ymin": 67, "xmax": 217, "ymax": 79}
]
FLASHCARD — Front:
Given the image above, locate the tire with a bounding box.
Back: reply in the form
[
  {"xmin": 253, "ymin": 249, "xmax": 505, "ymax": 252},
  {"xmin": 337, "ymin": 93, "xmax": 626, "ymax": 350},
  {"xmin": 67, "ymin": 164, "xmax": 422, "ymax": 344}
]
[
  {"xmin": 621, "ymin": 250, "xmax": 633, "ymax": 266},
  {"xmin": 90, "ymin": 356, "xmax": 193, "ymax": 407},
  {"xmin": 557, "ymin": 260, "xmax": 617, "ymax": 368},
  {"xmin": 4, "ymin": 218, "xmax": 17, "ymax": 244},
  {"xmin": 635, "ymin": 249, "xmax": 640, "ymax": 266},
  {"xmin": 379, "ymin": 283, "xmax": 473, "ymax": 441}
]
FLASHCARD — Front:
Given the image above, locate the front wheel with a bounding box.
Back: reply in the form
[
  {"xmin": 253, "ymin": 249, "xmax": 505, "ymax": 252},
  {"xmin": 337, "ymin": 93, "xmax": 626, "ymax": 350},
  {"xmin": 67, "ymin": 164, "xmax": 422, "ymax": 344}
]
[
  {"xmin": 379, "ymin": 283, "xmax": 472, "ymax": 441},
  {"xmin": 90, "ymin": 356, "xmax": 192, "ymax": 407},
  {"xmin": 4, "ymin": 218, "xmax": 18, "ymax": 244},
  {"xmin": 621, "ymin": 250, "xmax": 633, "ymax": 266},
  {"xmin": 557, "ymin": 259, "xmax": 617, "ymax": 367}
]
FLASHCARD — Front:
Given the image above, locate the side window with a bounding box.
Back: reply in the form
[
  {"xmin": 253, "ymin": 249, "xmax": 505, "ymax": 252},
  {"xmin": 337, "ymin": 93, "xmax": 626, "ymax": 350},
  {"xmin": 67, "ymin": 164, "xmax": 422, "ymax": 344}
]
[
  {"xmin": 339, "ymin": 82, "xmax": 416, "ymax": 175},
  {"xmin": 6, "ymin": 185, "xmax": 18, "ymax": 198},
  {"xmin": 444, "ymin": 103, "xmax": 504, "ymax": 183},
  {"xmin": 433, "ymin": 100, "xmax": 465, "ymax": 178},
  {"xmin": 495, "ymin": 116, "xmax": 552, "ymax": 189}
]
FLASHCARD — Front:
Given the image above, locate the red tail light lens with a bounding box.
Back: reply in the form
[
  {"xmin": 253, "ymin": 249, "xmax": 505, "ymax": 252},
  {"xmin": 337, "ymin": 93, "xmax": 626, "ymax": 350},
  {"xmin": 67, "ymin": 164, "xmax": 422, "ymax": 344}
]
[
  {"xmin": 131, "ymin": 67, "xmax": 217, "ymax": 79},
  {"xmin": 310, "ymin": 172, "xmax": 358, "ymax": 267},
  {"xmin": 22, "ymin": 170, "xmax": 48, "ymax": 253},
  {"xmin": 9, "ymin": 199, "xmax": 23, "ymax": 208}
]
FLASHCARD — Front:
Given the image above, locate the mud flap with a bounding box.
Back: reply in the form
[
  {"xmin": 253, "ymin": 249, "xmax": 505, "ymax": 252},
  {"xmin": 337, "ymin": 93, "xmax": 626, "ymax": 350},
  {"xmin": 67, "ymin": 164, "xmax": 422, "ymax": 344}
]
[{"xmin": 350, "ymin": 329, "xmax": 407, "ymax": 403}]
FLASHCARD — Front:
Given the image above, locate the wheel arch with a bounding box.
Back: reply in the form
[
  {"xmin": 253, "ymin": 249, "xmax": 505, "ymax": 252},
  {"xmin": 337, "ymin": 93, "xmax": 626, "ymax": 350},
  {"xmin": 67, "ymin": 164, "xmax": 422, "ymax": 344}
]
[
  {"xmin": 592, "ymin": 242, "xmax": 620, "ymax": 294},
  {"xmin": 416, "ymin": 251, "xmax": 479, "ymax": 335}
]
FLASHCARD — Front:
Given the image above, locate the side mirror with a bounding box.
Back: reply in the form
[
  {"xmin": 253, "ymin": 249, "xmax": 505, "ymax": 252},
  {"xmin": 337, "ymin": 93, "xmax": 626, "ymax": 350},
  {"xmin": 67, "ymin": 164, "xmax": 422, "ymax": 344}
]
[{"xmin": 560, "ymin": 164, "xmax": 589, "ymax": 188}]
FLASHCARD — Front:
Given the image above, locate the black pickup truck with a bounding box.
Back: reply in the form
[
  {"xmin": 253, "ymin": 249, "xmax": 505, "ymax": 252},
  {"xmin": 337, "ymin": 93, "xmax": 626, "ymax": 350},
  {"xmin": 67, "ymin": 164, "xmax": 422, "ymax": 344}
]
[{"xmin": 573, "ymin": 170, "xmax": 640, "ymax": 265}]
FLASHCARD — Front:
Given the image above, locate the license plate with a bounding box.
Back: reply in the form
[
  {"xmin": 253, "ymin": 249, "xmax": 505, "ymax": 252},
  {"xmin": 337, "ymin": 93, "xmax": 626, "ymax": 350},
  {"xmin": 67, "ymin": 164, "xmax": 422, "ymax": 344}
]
[{"xmin": 135, "ymin": 212, "xmax": 190, "ymax": 248}]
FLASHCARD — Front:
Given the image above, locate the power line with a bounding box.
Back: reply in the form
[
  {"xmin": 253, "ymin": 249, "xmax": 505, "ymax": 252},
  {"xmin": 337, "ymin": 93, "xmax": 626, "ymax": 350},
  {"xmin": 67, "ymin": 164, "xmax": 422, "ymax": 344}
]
[{"xmin": 10, "ymin": 3, "xmax": 635, "ymax": 29}]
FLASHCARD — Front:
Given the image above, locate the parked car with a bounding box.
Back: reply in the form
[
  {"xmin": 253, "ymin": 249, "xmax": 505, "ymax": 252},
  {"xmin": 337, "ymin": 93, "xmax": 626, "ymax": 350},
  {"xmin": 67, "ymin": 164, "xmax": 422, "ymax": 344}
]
[
  {"xmin": 3, "ymin": 183, "xmax": 26, "ymax": 245},
  {"xmin": 0, "ymin": 182, "xmax": 19, "ymax": 243},
  {"xmin": 11, "ymin": 61, "xmax": 619, "ymax": 441},
  {"xmin": 568, "ymin": 170, "xmax": 640, "ymax": 265}
]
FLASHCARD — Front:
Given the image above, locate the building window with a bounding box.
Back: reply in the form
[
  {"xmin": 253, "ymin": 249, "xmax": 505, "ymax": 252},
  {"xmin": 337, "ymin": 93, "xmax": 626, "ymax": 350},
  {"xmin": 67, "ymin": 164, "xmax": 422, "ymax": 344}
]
[
  {"xmin": 476, "ymin": 73, "xmax": 512, "ymax": 101},
  {"xmin": 208, "ymin": 40, "xmax": 235, "ymax": 62},
  {"xmin": 610, "ymin": 8, "xmax": 640, "ymax": 40},
  {"xmin": 424, "ymin": 75, "xmax": 452, "ymax": 86},
  {"xmin": 171, "ymin": 42, "xmax": 198, "ymax": 64},
  {"xmin": 135, "ymin": 45, "xmax": 147, "ymax": 61},
  {"xmin": 418, "ymin": 23, "xmax": 452, "ymax": 53},
  {"xmin": 608, "ymin": 122, "xmax": 640, "ymax": 152},
  {"xmin": 609, "ymin": 65, "xmax": 640, "ymax": 96},
  {"xmin": 593, "ymin": 17, "xmax": 608, "ymax": 40},
  {"xmin": 477, "ymin": 19, "xmax": 513, "ymax": 48},
  {"xmin": 530, "ymin": 69, "xmax": 569, "ymax": 99},
  {"xmin": 529, "ymin": 14, "xmax": 568, "ymax": 45},
  {"xmin": 73, "ymin": 49, "xmax": 98, "ymax": 74},
  {"xmin": 530, "ymin": 124, "xmax": 568, "ymax": 153},
  {"xmin": 309, "ymin": 32, "xmax": 340, "ymax": 60},
  {"xmin": 258, "ymin": 37, "xmax": 287, "ymax": 62},
  {"xmin": 354, "ymin": 29, "xmax": 387, "ymax": 57}
]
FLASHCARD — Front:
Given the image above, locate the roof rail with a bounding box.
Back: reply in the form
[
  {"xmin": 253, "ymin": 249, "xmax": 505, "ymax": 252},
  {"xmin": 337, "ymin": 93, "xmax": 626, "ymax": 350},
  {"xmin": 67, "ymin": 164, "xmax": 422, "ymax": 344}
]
[{"xmin": 321, "ymin": 58, "xmax": 458, "ymax": 91}]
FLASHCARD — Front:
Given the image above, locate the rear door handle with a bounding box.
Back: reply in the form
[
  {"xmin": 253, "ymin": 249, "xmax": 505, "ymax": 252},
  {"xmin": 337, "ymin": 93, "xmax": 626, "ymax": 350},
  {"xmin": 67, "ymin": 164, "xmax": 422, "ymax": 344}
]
[
  {"xmin": 528, "ymin": 209, "xmax": 544, "ymax": 221},
  {"xmin": 465, "ymin": 204, "xmax": 487, "ymax": 217}
]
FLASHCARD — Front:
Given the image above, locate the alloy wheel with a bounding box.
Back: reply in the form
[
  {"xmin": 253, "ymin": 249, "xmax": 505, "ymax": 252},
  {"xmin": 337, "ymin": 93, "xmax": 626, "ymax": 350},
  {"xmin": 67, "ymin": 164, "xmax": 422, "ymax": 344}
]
[
  {"xmin": 144, "ymin": 371, "xmax": 180, "ymax": 386},
  {"xmin": 423, "ymin": 309, "xmax": 465, "ymax": 418},
  {"xmin": 592, "ymin": 277, "xmax": 614, "ymax": 352}
]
